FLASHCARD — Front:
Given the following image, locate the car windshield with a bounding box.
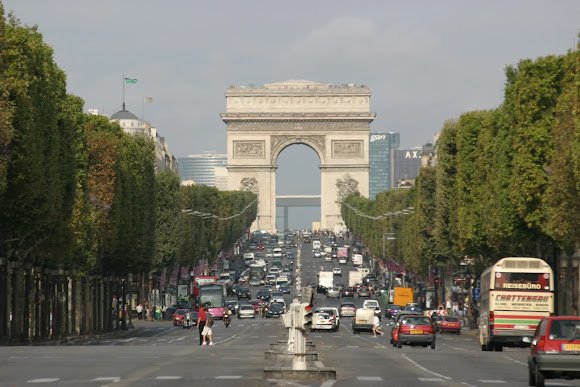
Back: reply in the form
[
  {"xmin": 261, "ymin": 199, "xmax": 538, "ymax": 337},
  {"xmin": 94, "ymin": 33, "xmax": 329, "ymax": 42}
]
[
  {"xmin": 270, "ymin": 304, "xmax": 284, "ymax": 311},
  {"xmin": 444, "ymin": 317, "xmax": 459, "ymax": 322},
  {"xmin": 402, "ymin": 317, "xmax": 431, "ymax": 326},
  {"xmin": 240, "ymin": 306, "xmax": 253, "ymax": 311},
  {"xmin": 549, "ymin": 320, "xmax": 580, "ymax": 340}
]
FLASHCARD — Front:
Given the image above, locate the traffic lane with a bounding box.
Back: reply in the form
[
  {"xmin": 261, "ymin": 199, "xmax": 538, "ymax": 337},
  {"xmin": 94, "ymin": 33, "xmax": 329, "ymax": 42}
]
[
  {"xmin": 0, "ymin": 344, "xmax": 272, "ymax": 387},
  {"xmin": 389, "ymin": 329, "xmax": 580, "ymax": 386}
]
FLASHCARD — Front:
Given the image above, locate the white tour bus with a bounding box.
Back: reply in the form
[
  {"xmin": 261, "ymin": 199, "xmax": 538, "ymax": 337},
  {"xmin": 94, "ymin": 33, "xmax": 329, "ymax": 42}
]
[{"xmin": 479, "ymin": 257, "xmax": 554, "ymax": 352}]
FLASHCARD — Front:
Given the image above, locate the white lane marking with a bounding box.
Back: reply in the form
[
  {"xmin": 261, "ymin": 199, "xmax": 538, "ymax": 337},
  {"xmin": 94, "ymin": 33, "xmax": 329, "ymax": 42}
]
[
  {"xmin": 251, "ymin": 336, "xmax": 260, "ymax": 339},
  {"xmin": 320, "ymin": 381, "xmax": 336, "ymax": 387},
  {"xmin": 121, "ymin": 337, "xmax": 136, "ymax": 343},
  {"xmin": 356, "ymin": 376, "xmax": 383, "ymax": 381},
  {"xmin": 479, "ymin": 381, "xmax": 506, "ymax": 384},
  {"xmin": 215, "ymin": 375, "xmax": 242, "ymax": 379},
  {"xmin": 155, "ymin": 376, "xmax": 182, "ymax": 380},
  {"xmin": 27, "ymin": 379, "xmax": 60, "ymax": 383},
  {"xmin": 418, "ymin": 378, "xmax": 444, "ymax": 382},
  {"xmin": 315, "ymin": 361, "xmax": 325, "ymax": 368},
  {"xmin": 401, "ymin": 354, "xmax": 452, "ymax": 380},
  {"xmin": 92, "ymin": 377, "xmax": 121, "ymax": 382},
  {"xmin": 346, "ymin": 345, "xmax": 359, "ymax": 348},
  {"xmin": 168, "ymin": 336, "xmax": 185, "ymax": 343},
  {"xmin": 503, "ymin": 355, "xmax": 527, "ymax": 367},
  {"xmin": 461, "ymin": 383, "xmax": 478, "ymax": 387}
]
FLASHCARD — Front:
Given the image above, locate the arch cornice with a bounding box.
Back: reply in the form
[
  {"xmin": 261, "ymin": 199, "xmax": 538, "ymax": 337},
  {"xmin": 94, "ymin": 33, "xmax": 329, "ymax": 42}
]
[{"xmin": 270, "ymin": 135, "xmax": 325, "ymax": 166}]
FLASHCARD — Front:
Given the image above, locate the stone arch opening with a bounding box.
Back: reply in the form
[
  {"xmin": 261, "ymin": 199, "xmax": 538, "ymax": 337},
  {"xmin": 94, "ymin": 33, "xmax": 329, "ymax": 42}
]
[{"xmin": 276, "ymin": 143, "xmax": 321, "ymax": 231}]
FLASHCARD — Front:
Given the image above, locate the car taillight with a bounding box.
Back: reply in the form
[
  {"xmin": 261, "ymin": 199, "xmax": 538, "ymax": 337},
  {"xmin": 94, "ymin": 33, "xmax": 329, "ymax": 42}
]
[{"xmin": 536, "ymin": 336, "xmax": 546, "ymax": 352}]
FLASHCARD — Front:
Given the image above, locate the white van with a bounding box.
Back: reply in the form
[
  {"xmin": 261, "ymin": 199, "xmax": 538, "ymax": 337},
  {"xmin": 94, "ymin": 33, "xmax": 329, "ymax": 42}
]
[
  {"xmin": 362, "ymin": 299, "xmax": 381, "ymax": 316},
  {"xmin": 352, "ymin": 308, "xmax": 375, "ymax": 334},
  {"xmin": 313, "ymin": 240, "xmax": 321, "ymax": 250}
]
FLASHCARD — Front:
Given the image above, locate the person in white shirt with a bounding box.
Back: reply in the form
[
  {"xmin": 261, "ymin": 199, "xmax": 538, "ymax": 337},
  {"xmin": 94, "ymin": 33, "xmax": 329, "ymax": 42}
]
[{"xmin": 372, "ymin": 315, "xmax": 384, "ymax": 337}]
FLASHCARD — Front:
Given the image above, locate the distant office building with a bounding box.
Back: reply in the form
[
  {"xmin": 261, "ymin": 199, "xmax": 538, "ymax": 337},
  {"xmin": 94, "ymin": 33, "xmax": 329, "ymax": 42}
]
[
  {"xmin": 214, "ymin": 166, "xmax": 229, "ymax": 191},
  {"xmin": 178, "ymin": 153, "xmax": 227, "ymax": 187},
  {"xmin": 392, "ymin": 148, "xmax": 422, "ymax": 188},
  {"xmin": 369, "ymin": 132, "xmax": 400, "ymax": 198},
  {"xmin": 108, "ymin": 104, "xmax": 177, "ymax": 173}
]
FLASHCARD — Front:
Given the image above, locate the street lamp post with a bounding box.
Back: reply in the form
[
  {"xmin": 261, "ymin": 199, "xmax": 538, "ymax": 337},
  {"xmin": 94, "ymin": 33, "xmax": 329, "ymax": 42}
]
[
  {"xmin": 120, "ymin": 277, "xmax": 127, "ymax": 330},
  {"xmin": 127, "ymin": 273, "xmax": 134, "ymax": 329}
]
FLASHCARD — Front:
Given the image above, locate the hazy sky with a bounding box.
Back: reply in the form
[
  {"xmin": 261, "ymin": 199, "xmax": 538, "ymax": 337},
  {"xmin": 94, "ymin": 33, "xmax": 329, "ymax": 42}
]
[{"xmin": 4, "ymin": 1, "xmax": 579, "ymax": 228}]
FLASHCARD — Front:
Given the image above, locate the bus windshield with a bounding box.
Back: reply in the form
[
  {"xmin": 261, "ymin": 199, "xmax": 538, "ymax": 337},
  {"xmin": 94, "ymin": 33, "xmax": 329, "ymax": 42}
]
[
  {"xmin": 494, "ymin": 272, "xmax": 551, "ymax": 291},
  {"xmin": 199, "ymin": 285, "xmax": 225, "ymax": 308}
]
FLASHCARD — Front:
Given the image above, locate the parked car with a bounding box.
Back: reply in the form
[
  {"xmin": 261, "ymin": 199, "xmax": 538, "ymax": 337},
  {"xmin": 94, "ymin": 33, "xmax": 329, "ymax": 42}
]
[
  {"xmin": 396, "ymin": 315, "xmax": 436, "ymax": 349},
  {"xmin": 526, "ymin": 316, "xmax": 580, "ymax": 386},
  {"xmin": 237, "ymin": 304, "xmax": 256, "ymax": 319},
  {"xmin": 311, "ymin": 312, "xmax": 335, "ymax": 331},
  {"xmin": 339, "ymin": 302, "xmax": 357, "ymax": 317},
  {"xmin": 332, "ymin": 267, "xmax": 342, "ymax": 276},
  {"xmin": 435, "ymin": 315, "xmax": 461, "ymax": 334}
]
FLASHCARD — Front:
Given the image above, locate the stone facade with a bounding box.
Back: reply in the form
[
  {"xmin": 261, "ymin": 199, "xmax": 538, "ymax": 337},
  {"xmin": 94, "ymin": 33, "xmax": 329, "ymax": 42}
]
[{"xmin": 222, "ymin": 80, "xmax": 375, "ymax": 232}]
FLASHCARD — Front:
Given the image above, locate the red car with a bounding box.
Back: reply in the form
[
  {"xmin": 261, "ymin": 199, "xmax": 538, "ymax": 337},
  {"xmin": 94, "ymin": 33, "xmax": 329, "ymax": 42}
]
[
  {"xmin": 435, "ymin": 316, "xmax": 462, "ymax": 334},
  {"xmin": 396, "ymin": 315, "xmax": 436, "ymax": 349},
  {"xmin": 172, "ymin": 308, "xmax": 189, "ymax": 326},
  {"xmin": 390, "ymin": 311, "xmax": 422, "ymax": 346},
  {"xmin": 527, "ymin": 316, "xmax": 580, "ymax": 386}
]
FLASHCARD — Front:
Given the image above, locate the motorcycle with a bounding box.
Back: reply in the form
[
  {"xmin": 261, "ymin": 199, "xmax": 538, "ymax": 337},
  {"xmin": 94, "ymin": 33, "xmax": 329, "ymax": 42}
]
[
  {"xmin": 183, "ymin": 312, "xmax": 192, "ymax": 329},
  {"xmin": 223, "ymin": 312, "xmax": 230, "ymax": 328}
]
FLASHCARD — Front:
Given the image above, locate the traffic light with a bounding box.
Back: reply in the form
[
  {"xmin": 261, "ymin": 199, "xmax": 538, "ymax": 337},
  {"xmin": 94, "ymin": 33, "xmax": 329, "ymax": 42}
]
[{"xmin": 294, "ymin": 303, "xmax": 312, "ymax": 331}]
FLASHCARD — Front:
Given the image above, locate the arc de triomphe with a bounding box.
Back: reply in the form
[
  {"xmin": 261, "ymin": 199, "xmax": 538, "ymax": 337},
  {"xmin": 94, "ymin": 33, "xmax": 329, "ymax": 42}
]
[{"xmin": 221, "ymin": 80, "xmax": 375, "ymax": 232}]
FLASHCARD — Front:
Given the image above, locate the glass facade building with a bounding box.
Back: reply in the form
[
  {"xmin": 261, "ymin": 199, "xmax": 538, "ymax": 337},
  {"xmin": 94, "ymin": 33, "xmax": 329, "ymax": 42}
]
[
  {"xmin": 369, "ymin": 132, "xmax": 400, "ymax": 198},
  {"xmin": 392, "ymin": 148, "xmax": 422, "ymax": 188},
  {"xmin": 177, "ymin": 153, "xmax": 227, "ymax": 187}
]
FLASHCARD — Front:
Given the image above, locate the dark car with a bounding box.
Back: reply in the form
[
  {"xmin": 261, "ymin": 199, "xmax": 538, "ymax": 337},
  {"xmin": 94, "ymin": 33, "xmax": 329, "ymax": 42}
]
[
  {"xmin": 396, "ymin": 315, "xmax": 436, "ymax": 349},
  {"xmin": 237, "ymin": 287, "xmax": 251, "ymax": 300},
  {"xmin": 342, "ymin": 287, "xmax": 355, "ymax": 298},
  {"xmin": 385, "ymin": 304, "xmax": 403, "ymax": 319},
  {"xmin": 256, "ymin": 288, "xmax": 271, "ymax": 302},
  {"xmin": 527, "ymin": 316, "xmax": 580, "ymax": 386},
  {"xmin": 278, "ymin": 284, "xmax": 291, "ymax": 294},
  {"xmin": 265, "ymin": 303, "xmax": 285, "ymax": 318}
]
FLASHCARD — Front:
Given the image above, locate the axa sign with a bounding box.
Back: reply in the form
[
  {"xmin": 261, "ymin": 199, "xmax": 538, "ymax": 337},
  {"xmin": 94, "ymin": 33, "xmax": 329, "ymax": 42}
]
[
  {"xmin": 405, "ymin": 150, "xmax": 421, "ymax": 159},
  {"xmin": 370, "ymin": 134, "xmax": 386, "ymax": 142}
]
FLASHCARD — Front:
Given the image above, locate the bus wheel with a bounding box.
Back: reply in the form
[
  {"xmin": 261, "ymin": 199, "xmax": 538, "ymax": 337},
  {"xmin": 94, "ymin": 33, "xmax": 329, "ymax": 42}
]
[
  {"xmin": 481, "ymin": 344, "xmax": 487, "ymax": 351},
  {"xmin": 494, "ymin": 344, "xmax": 503, "ymax": 352}
]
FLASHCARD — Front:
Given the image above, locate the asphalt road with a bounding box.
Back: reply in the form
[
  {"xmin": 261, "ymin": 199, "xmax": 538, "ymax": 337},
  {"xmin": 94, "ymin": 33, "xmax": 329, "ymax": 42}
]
[{"xmin": 0, "ymin": 236, "xmax": 578, "ymax": 387}]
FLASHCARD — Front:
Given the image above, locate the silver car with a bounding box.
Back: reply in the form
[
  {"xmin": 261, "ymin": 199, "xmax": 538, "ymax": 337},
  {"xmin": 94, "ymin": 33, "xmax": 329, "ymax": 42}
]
[
  {"xmin": 237, "ymin": 304, "xmax": 255, "ymax": 319},
  {"xmin": 326, "ymin": 286, "xmax": 341, "ymax": 298}
]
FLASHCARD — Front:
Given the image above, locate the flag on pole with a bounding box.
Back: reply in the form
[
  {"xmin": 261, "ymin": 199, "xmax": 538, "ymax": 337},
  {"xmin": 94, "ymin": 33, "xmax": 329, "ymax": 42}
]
[
  {"xmin": 143, "ymin": 96, "xmax": 153, "ymax": 103},
  {"xmin": 124, "ymin": 78, "xmax": 137, "ymax": 84}
]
